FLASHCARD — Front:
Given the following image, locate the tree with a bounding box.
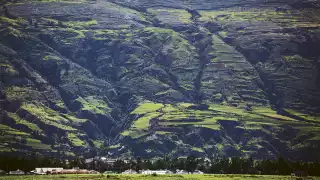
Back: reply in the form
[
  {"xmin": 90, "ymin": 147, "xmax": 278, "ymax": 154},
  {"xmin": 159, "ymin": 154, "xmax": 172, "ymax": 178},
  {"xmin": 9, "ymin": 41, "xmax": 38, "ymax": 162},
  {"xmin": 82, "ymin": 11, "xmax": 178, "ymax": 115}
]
[
  {"xmin": 69, "ymin": 157, "xmax": 85, "ymax": 169},
  {"xmin": 153, "ymin": 159, "xmax": 165, "ymax": 170},
  {"xmin": 276, "ymin": 156, "xmax": 291, "ymax": 175},
  {"xmin": 128, "ymin": 159, "xmax": 136, "ymax": 171},
  {"xmin": 135, "ymin": 157, "xmax": 142, "ymax": 173},
  {"xmin": 229, "ymin": 157, "xmax": 242, "ymax": 174},
  {"xmin": 110, "ymin": 160, "xmax": 122, "ymax": 172},
  {"xmin": 185, "ymin": 155, "xmax": 197, "ymax": 173},
  {"xmin": 168, "ymin": 158, "xmax": 179, "ymax": 172},
  {"xmin": 142, "ymin": 160, "xmax": 153, "ymax": 170},
  {"xmin": 197, "ymin": 158, "xmax": 207, "ymax": 172}
]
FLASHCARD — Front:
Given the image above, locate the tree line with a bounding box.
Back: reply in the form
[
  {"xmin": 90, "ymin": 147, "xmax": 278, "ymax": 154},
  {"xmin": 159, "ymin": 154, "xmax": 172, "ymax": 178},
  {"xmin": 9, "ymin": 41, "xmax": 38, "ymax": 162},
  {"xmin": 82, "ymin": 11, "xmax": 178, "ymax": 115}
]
[{"xmin": 0, "ymin": 155, "xmax": 320, "ymax": 176}]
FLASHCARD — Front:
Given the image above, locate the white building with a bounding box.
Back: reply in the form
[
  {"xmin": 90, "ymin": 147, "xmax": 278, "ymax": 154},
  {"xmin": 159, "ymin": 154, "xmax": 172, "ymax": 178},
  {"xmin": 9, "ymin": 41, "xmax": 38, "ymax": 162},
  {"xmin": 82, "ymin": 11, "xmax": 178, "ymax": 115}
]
[
  {"xmin": 9, "ymin": 169, "xmax": 24, "ymax": 175},
  {"xmin": 193, "ymin": 170, "xmax": 204, "ymax": 174},
  {"xmin": 122, "ymin": 169, "xmax": 137, "ymax": 174},
  {"xmin": 34, "ymin": 167, "xmax": 63, "ymax": 175},
  {"xmin": 176, "ymin": 169, "xmax": 189, "ymax": 174},
  {"xmin": 141, "ymin": 170, "xmax": 172, "ymax": 175}
]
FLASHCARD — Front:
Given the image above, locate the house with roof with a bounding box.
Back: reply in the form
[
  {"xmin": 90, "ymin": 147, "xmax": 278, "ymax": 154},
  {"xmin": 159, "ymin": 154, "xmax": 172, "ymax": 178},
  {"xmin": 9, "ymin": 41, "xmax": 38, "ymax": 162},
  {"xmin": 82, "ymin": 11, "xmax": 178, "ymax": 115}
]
[
  {"xmin": 34, "ymin": 167, "xmax": 63, "ymax": 175},
  {"xmin": 176, "ymin": 169, "xmax": 189, "ymax": 174},
  {"xmin": 9, "ymin": 169, "xmax": 24, "ymax": 175},
  {"xmin": 122, "ymin": 169, "xmax": 137, "ymax": 174},
  {"xmin": 141, "ymin": 169, "xmax": 173, "ymax": 175},
  {"xmin": 193, "ymin": 170, "xmax": 204, "ymax": 174}
]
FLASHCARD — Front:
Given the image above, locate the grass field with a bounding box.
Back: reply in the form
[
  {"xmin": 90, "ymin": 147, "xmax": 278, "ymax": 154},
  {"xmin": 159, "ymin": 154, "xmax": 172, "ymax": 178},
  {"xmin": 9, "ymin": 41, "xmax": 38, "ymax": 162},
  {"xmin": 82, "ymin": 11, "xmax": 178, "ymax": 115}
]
[{"xmin": 1, "ymin": 174, "xmax": 319, "ymax": 180}]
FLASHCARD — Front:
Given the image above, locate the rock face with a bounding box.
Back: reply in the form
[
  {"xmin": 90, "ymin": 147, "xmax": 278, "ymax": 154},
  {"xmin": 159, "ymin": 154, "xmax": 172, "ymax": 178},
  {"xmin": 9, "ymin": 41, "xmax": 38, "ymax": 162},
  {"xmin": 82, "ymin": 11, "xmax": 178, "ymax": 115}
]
[{"xmin": 0, "ymin": 0, "xmax": 319, "ymax": 160}]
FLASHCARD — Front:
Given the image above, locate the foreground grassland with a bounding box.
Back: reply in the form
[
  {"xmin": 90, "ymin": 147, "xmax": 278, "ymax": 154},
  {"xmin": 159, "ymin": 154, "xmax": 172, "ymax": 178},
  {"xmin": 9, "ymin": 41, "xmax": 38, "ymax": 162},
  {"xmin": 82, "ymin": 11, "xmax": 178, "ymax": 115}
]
[{"xmin": 1, "ymin": 174, "xmax": 320, "ymax": 180}]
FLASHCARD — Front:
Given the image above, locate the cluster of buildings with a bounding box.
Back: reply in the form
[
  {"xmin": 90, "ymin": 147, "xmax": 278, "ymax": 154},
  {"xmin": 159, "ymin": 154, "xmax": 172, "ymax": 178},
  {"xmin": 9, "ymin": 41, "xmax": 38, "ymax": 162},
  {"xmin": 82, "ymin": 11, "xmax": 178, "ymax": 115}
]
[
  {"xmin": 2, "ymin": 157, "xmax": 205, "ymax": 176},
  {"xmin": 2, "ymin": 167, "xmax": 99, "ymax": 175},
  {"xmin": 3, "ymin": 168, "xmax": 204, "ymax": 175},
  {"xmin": 122, "ymin": 169, "xmax": 204, "ymax": 175},
  {"xmin": 32, "ymin": 167, "xmax": 99, "ymax": 175}
]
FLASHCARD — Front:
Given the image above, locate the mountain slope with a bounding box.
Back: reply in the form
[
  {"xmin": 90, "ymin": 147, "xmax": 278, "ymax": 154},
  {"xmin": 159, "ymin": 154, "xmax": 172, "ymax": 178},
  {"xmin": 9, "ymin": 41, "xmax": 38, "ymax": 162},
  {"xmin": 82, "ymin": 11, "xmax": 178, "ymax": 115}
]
[{"xmin": 0, "ymin": 0, "xmax": 319, "ymax": 160}]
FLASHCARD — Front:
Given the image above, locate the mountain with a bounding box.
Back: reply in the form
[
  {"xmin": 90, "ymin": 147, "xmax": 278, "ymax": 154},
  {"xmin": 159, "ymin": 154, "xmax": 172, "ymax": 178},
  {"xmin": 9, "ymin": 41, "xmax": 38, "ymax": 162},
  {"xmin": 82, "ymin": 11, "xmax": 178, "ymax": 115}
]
[{"xmin": 0, "ymin": 0, "xmax": 320, "ymax": 161}]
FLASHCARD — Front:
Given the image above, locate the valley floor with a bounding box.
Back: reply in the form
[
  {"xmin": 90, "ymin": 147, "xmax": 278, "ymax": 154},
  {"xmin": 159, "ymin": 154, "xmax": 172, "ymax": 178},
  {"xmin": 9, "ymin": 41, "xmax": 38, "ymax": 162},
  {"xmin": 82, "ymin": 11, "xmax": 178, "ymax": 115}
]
[{"xmin": 1, "ymin": 174, "xmax": 320, "ymax": 180}]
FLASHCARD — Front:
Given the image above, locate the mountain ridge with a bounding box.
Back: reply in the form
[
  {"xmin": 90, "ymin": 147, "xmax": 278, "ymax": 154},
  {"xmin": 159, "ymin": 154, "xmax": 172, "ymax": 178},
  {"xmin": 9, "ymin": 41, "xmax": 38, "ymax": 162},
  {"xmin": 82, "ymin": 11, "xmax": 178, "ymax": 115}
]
[{"xmin": 0, "ymin": 0, "xmax": 320, "ymax": 161}]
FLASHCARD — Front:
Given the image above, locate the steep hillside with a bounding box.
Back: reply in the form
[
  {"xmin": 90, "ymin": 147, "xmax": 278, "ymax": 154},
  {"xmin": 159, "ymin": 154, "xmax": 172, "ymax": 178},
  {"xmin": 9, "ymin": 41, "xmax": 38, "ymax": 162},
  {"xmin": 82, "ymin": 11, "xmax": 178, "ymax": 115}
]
[{"xmin": 0, "ymin": 0, "xmax": 319, "ymax": 160}]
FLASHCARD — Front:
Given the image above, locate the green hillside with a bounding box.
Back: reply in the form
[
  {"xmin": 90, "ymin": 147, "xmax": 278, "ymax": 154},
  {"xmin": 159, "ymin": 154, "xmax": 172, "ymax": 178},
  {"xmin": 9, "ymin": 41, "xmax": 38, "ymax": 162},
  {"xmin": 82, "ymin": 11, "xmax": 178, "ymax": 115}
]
[{"xmin": 0, "ymin": 0, "xmax": 320, "ymax": 160}]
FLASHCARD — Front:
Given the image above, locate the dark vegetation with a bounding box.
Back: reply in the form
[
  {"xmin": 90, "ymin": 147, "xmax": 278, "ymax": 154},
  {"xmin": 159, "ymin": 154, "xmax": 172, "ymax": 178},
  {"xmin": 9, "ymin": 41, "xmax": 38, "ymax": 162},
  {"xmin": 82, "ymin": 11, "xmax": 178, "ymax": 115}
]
[{"xmin": 0, "ymin": 155, "xmax": 320, "ymax": 176}]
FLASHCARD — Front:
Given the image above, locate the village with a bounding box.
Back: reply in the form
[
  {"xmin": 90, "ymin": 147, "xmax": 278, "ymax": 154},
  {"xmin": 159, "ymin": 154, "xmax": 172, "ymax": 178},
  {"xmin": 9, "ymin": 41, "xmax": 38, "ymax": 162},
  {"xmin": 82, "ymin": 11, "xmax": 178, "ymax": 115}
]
[
  {"xmin": 1, "ymin": 155, "xmax": 319, "ymax": 178},
  {"xmin": 1, "ymin": 157, "xmax": 204, "ymax": 176},
  {"xmin": 4, "ymin": 167, "xmax": 203, "ymax": 176}
]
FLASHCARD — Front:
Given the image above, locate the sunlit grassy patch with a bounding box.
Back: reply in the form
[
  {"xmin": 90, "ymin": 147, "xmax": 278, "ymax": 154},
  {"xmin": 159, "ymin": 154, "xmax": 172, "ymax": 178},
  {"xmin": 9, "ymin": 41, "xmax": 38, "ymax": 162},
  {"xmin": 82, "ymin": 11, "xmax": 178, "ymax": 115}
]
[
  {"xmin": 133, "ymin": 112, "xmax": 161, "ymax": 129},
  {"xmin": 162, "ymin": 104, "xmax": 178, "ymax": 113},
  {"xmin": 243, "ymin": 121, "xmax": 275, "ymax": 130},
  {"xmin": 76, "ymin": 96, "xmax": 111, "ymax": 115},
  {"xmin": 92, "ymin": 140, "xmax": 104, "ymax": 148},
  {"xmin": 7, "ymin": 112, "xmax": 43, "ymax": 133},
  {"xmin": 92, "ymin": 29, "xmax": 120, "ymax": 40},
  {"xmin": 108, "ymin": 143, "xmax": 121, "ymax": 149},
  {"xmin": 21, "ymin": 103, "xmax": 77, "ymax": 130},
  {"xmin": 47, "ymin": 28, "xmax": 87, "ymax": 39},
  {"xmin": 5, "ymin": 26, "xmax": 24, "ymax": 37},
  {"xmin": 63, "ymin": 114, "xmax": 88, "ymax": 123},
  {"xmin": 42, "ymin": 17, "xmax": 59, "ymax": 24},
  {"xmin": 251, "ymin": 107, "xmax": 296, "ymax": 121},
  {"xmin": 4, "ymin": 86, "xmax": 40, "ymax": 101},
  {"xmin": 0, "ymin": 16, "xmax": 19, "ymax": 26},
  {"xmin": 55, "ymin": 100, "xmax": 65, "ymax": 109},
  {"xmin": 0, "ymin": 62, "xmax": 17, "ymax": 74},
  {"xmin": 218, "ymin": 31, "xmax": 228, "ymax": 38},
  {"xmin": 199, "ymin": 8, "xmax": 320, "ymax": 29},
  {"xmin": 123, "ymin": 99, "xmax": 307, "ymax": 139},
  {"xmin": 177, "ymin": 103, "xmax": 194, "ymax": 108},
  {"xmin": 143, "ymin": 27, "xmax": 177, "ymax": 34},
  {"xmin": 67, "ymin": 28, "xmax": 86, "ymax": 38},
  {"xmin": 64, "ymin": 20, "xmax": 97, "ymax": 28},
  {"xmin": 67, "ymin": 132, "xmax": 86, "ymax": 146},
  {"xmin": 43, "ymin": 54, "xmax": 61, "ymax": 61},
  {"xmin": 26, "ymin": 138, "xmax": 51, "ymax": 149},
  {"xmin": 131, "ymin": 101, "xmax": 164, "ymax": 114},
  {"xmin": 0, "ymin": 16, "xmax": 27, "ymax": 26},
  {"xmin": 0, "ymin": 124, "xmax": 29, "ymax": 136},
  {"xmin": 208, "ymin": 104, "xmax": 245, "ymax": 115},
  {"xmin": 0, "ymin": 146, "xmax": 12, "ymax": 152},
  {"xmin": 191, "ymin": 147, "xmax": 204, "ymax": 152},
  {"xmin": 155, "ymin": 131, "xmax": 172, "ymax": 135},
  {"xmin": 196, "ymin": 124, "xmax": 220, "ymax": 130},
  {"xmin": 0, "ymin": 125, "xmax": 50, "ymax": 150},
  {"xmin": 285, "ymin": 109, "xmax": 320, "ymax": 122},
  {"xmin": 121, "ymin": 129, "xmax": 147, "ymax": 139},
  {"xmin": 261, "ymin": 113, "xmax": 295, "ymax": 121},
  {"xmin": 283, "ymin": 55, "xmax": 303, "ymax": 63},
  {"xmin": 22, "ymin": 103, "xmax": 67, "ymax": 122}
]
